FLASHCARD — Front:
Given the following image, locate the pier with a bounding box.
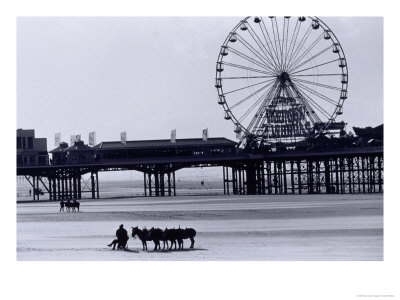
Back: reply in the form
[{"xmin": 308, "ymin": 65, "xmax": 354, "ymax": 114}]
[{"xmin": 16, "ymin": 136, "xmax": 383, "ymax": 200}]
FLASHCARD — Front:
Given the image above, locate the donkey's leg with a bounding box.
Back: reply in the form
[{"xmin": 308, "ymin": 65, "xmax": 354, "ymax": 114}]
[{"xmin": 190, "ymin": 237, "xmax": 195, "ymax": 248}]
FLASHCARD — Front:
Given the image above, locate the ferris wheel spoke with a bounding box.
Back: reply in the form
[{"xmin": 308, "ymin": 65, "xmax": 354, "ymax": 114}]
[
  {"xmin": 230, "ymin": 80, "xmax": 276, "ymax": 109},
  {"xmin": 276, "ymin": 17, "xmax": 287, "ymax": 71},
  {"xmin": 291, "ymin": 58, "xmax": 339, "ymax": 74},
  {"xmin": 300, "ymin": 93, "xmax": 332, "ymax": 120},
  {"xmin": 299, "ymin": 100, "xmax": 328, "ymax": 123},
  {"xmin": 223, "ymin": 78, "xmax": 276, "ymax": 95},
  {"xmin": 288, "ymin": 44, "xmax": 333, "ymax": 73},
  {"xmin": 292, "ymin": 79, "xmax": 339, "ymax": 106},
  {"xmin": 227, "ymin": 46, "xmax": 277, "ymax": 74},
  {"xmin": 280, "ymin": 18, "xmax": 290, "ymax": 71},
  {"xmin": 286, "ymin": 25, "xmax": 313, "ymax": 71},
  {"xmin": 236, "ymin": 34, "xmax": 275, "ymax": 70},
  {"xmin": 273, "ymin": 17, "xmax": 285, "ymax": 70},
  {"xmin": 291, "ymin": 77, "xmax": 342, "ymax": 91},
  {"xmin": 270, "ymin": 17, "xmax": 284, "ymax": 71},
  {"xmin": 285, "ymin": 19, "xmax": 302, "ymax": 70},
  {"xmin": 287, "ymin": 31, "xmax": 324, "ymax": 70},
  {"xmin": 283, "ymin": 18, "xmax": 292, "ymax": 71},
  {"xmin": 246, "ymin": 22, "xmax": 281, "ymax": 72},
  {"xmin": 259, "ymin": 18, "xmax": 283, "ymax": 72},
  {"xmin": 286, "ymin": 32, "xmax": 324, "ymax": 72},
  {"xmin": 265, "ymin": 18, "xmax": 281, "ymax": 71},
  {"xmin": 220, "ymin": 75, "xmax": 276, "ymax": 80},
  {"xmin": 222, "ymin": 61, "xmax": 273, "ymax": 76},
  {"xmin": 291, "ymin": 73, "xmax": 343, "ymax": 77}
]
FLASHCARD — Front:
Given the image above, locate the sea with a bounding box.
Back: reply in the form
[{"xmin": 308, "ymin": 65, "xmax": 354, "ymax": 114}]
[{"xmin": 16, "ymin": 167, "xmax": 225, "ymax": 201}]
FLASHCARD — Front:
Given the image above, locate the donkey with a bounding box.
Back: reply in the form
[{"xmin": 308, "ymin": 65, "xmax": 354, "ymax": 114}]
[
  {"xmin": 71, "ymin": 201, "xmax": 80, "ymax": 212},
  {"xmin": 65, "ymin": 200, "xmax": 80, "ymax": 212},
  {"xmin": 161, "ymin": 228, "xmax": 169, "ymax": 250},
  {"xmin": 131, "ymin": 227, "xmax": 163, "ymax": 251},
  {"xmin": 176, "ymin": 226, "xmax": 197, "ymax": 249},
  {"xmin": 60, "ymin": 200, "xmax": 65, "ymax": 212},
  {"xmin": 161, "ymin": 228, "xmax": 178, "ymax": 250}
]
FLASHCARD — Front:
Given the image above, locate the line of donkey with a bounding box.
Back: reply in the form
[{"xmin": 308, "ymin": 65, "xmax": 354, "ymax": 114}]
[
  {"xmin": 59, "ymin": 200, "xmax": 80, "ymax": 212},
  {"xmin": 131, "ymin": 226, "xmax": 196, "ymax": 251}
]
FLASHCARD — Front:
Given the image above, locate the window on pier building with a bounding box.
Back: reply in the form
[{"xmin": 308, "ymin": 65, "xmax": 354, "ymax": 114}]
[
  {"xmin": 38, "ymin": 156, "xmax": 47, "ymax": 166},
  {"xmin": 17, "ymin": 137, "xmax": 22, "ymax": 149},
  {"xmin": 28, "ymin": 137, "xmax": 33, "ymax": 149},
  {"xmin": 210, "ymin": 148, "xmax": 224, "ymax": 154}
]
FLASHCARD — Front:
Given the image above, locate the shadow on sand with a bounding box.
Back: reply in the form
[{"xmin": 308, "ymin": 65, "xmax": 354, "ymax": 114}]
[
  {"xmin": 144, "ymin": 248, "xmax": 208, "ymax": 253},
  {"xmin": 124, "ymin": 248, "xmax": 140, "ymax": 253},
  {"xmin": 105, "ymin": 248, "xmax": 140, "ymax": 253}
]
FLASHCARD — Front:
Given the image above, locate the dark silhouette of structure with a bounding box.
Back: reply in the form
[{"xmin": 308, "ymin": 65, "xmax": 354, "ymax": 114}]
[
  {"xmin": 16, "ymin": 126, "xmax": 383, "ymax": 200},
  {"xmin": 17, "ymin": 129, "xmax": 49, "ymax": 167}
]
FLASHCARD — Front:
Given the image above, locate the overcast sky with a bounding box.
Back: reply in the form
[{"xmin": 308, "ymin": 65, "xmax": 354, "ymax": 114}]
[{"xmin": 17, "ymin": 17, "xmax": 383, "ymax": 148}]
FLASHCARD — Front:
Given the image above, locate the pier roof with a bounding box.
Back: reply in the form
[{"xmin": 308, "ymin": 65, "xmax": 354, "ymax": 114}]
[{"xmin": 94, "ymin": 137, "xmax": 237, "ymax": 150}]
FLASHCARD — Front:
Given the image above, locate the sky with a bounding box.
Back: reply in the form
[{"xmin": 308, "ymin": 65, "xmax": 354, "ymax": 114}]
[{"xmin": 17, "ymin": 17, "xmax": 383, "ymax": 149}]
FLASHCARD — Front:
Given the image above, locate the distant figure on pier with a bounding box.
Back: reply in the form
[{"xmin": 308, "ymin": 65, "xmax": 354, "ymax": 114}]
[
  {"xmin": 29, "ymin": 189, "xmax": 31, "ymax": 197},
  {"xmin": 107, "ymin": 224, "xmax": 129, "ymax": 250}
]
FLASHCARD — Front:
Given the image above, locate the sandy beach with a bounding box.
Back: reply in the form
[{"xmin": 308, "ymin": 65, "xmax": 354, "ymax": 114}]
[{"xmin": 17, "ymin": 193, "xmax": 383, "ymax": 261}]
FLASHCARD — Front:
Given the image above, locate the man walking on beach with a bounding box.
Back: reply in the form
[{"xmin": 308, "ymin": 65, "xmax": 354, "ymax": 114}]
[{"xmin": 107, "ymin": 224, "xmax": 129, "ymax": 250}]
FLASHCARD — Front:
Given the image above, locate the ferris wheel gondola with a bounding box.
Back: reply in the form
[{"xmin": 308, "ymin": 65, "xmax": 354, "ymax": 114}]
[{"xmin": 215, "ymin": 16, "xmax": 348, "ymax": 148}]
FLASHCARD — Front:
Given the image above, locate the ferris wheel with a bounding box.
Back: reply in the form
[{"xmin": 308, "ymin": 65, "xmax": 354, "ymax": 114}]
[{"xmin": 215, "ymin": 16, "xmax": 348, "ymax": 148}]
